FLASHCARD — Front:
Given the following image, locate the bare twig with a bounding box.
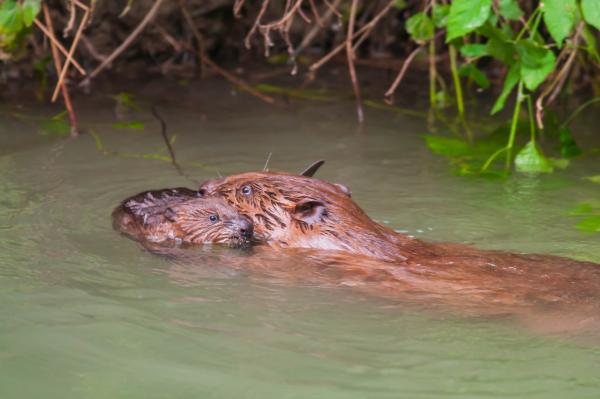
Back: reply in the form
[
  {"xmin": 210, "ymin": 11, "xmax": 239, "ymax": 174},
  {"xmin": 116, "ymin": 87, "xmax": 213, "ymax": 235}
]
[
  {"xmin": 79, "ymin": 34, "xmax": 107, "ymax": 62},
  {"xmin": 244, "ymin": 0, "xmax": 270, "ymax": 49},
  {"xmin": 150, "ymin": 106, "xmax": 199, "ymax": 184},
  {"xmin": 294, "ymin": 0, "xmax": 342, "ymax": 57},
  {"xmin": 429, "ymin": 0, "xmax": 438, "ymax": 109},
  {"xmin": 81, "ymin": 0, "xmax": 165, "ymax": 85},
  {"xmin": 346, "ymin": 0, "xmax": 363, "ymax": 124},
  {"xmin": 308, "ymin": 0, "xmax": 324, "ymax": 27},
  {"xmin": 72, "ymin": 0, "xmax": 91, "ymax": 12},
  {"xmin": 233, "ymin": 0, "xmax": 246, "ymax": 18},
  {"xmin": 43, "ymin": 4, "xmax": 78, "ymax": 136},
  {"xmin": 51, "ymin": 7, "xmax": 90, "ymax": 102},
  {"xmin": 297, "ymin": 5, "xmax": 312, "ymax": 24},
  {"xmin": 384, "ymin": 45, "xmax": 423, "ymax": 101},
  {"xmin": 180, "ymin": 0, "xmax": 277, "ymax": 105},
  {"xmin": 309, "ymin": 0, "xmax": 396, "ymax": 72},
  {"xmin": 63, "ymin": 0, "xmax": 76, "ymax": 37},
  {"xmin": 33, "ymin": 18, "xmax": 86, "ymax": 75},
  {"xmin": 156, "ymin": 25, "xmax": 182, "ymax": 52},
  {"xmin": 244, "ymin": 0, "xmax": 311, "ymax": 63},
  {"xmin": 535, "ymin": 22, "xmax": 584, "ymax": 129},
  {"xmin": 260, "ymin": 0, "xmax": 305, "ymax": 30},
  {"xmin": 547, "ymin": 25, "xmax": 584, "ymax": 105},
  {"xmin": 323, "ymin": 0, "xmax": 342, "ymax": 19}
]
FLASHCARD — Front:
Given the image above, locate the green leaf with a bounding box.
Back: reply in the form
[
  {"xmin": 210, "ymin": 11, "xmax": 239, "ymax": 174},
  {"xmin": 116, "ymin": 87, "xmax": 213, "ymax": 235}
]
[
  {"xmin": 542, "ymin": 0, "xmax": 577, "ymax": 47},
  {"xmin": 33, "ymin": 55, "xmax": 51, "ymax": 72},
  {"xmin": 549, "ymin": 158, "xmax": 569, "ymax": 169},
  {"xmin": 582, "ymin": 25, "xmax": 600, "ymax": 62},
  {"xmin": 499, "ymin": 23, "xmax": 516, "ymax": 39},
  {"xmin": 52, "ymin": 109, "xmax": 68, "ymax": 121},
  {"xmin": 582, "ymin": 0, "xmax": 600, "ymax": 31},
  {"xmin": 514, "ymin": 141, "xmax": 554, "ymax": 173},
  {"xmin": 584, "ymin": 175, "xmax": 600, "ymax": 184},
  {"xmin": 393, "ymin": 0, "xmax": 408, "ymax": 10},
  {"xmin": 576, "ymin": 216, "xmax": 600, "ymax": 233},
  {"xmin": 422, "ymin": 135, "xmax": 472, "ymax": 158},
  {"xmin": 558, "ymin": 127, "xmax": 582, "ymax": 158},
  {"xmin": 435, "ymin": 89, "xmax": 453, "ymax": 109},
  {"xmin": 255, "ymin": 84, "xmax": 334, "ymax": 101},
  {"xmin": 491, "ymin": 62, "xmax": 520, "ymax": 114},
  {"xmin": 110, "ymin": 92, "xmax": 143, "ymax": 111},
  {"xmin": 267, "ymin": 53, "xmax": 290, "ymax": 65},
  {"xmin": 458, "ymin": 63, "xmax": 490, "ymax": 89},
  {"xmin": 568, "ymin": 203, "xmax": 594, "ymax": 216},
  {"xmin": 0, "ymin": 0, "xmax": 23, "ymax": 34},
  {"xmin": 516, "ymin": 40, "xmax": 556, "ymax": 91},
  {"xmin": 486, "ymin": 38, "xmax": 515, "ymax": 64},
  {"xmin": 434, "ymin": 90, "xmax": 452, "ymax": 108},
  {"xmin": 39, "ymin": 119, "xmax": 70, "ymax": 137},
  {"xmin": 478, "ymin": 20, "xmax": 513, "ymax": 41},
  {"xmin": 432, "ymin": 4, "xmax": 450, "ymax": 28},
  {"xmin": 479, "ymin": 23, "xmax": 516, "ymax": 63},
  {"xmin": 112, "ymin": 121, "xmax": 145, "ymax": 130},
  {"xmin": 21, "ymin": 0, "xmax": 40, "ymax": 27},
  {"xmin": 446, "ymin": 0, "xmax": 493, "ymax": 42},
  {"xmin": 459, "ymin": 43, "xmax": 488, "ymax": 57},
  {"xmin": 498, "ymin": 0, "xmax": 523, "ymax": 20},
  {"xmin": 406, "ymin": 12, "xmax": 434, "ymax": 43}
]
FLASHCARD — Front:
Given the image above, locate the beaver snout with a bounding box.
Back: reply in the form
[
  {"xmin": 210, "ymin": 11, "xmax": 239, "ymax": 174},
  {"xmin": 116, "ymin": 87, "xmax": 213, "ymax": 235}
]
[{"xmin": 231, "ymin": 216, "xmax": 253, "ymax": 240}]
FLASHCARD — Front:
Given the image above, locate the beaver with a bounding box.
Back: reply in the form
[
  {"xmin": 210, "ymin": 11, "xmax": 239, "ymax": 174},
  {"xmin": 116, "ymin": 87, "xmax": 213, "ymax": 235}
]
[
  {"xmin": 195, "ymin": 171, "xmax": 600, "ymax": 326},
  {"xmin": 197, "ymin": 171, "xmax": 600, "ymax": 267},
  {"xmin": 198, "ymin": 172, "xmax": 426, "ymax": 260},
  {"xmin": 111, "ymin": 161, "xmax": 326, "ymax": 248},
  {"xmin": 112, "ymin": 187, "xmax": 253, "ymax": 247}
]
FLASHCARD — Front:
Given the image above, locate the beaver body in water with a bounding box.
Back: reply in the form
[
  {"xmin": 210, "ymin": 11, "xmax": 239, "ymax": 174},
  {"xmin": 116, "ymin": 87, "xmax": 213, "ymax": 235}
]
[
  {"xmin": 198, "ymin": 171, "xmax": 428, "ymax": 261},
  {"xmin": 113, "ymin": 172, "xmax": 600, "ymax": 332},
  {"xmin": 193, "ymin": 172, "xmax": 600, "ymax": 330},
  {"xmin": 197, "ymin": 170, "xmax": 598, "ymax": 263},
  {"xmin": 112, "ymin": 187, "xmax": 253, "ymax": 247}
]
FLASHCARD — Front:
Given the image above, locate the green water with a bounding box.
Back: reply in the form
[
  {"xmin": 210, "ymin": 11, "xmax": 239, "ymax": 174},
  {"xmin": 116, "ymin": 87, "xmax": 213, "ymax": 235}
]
[{"xmin": 1, "ymin": 80, "xmax": 600, "ymax": 398}]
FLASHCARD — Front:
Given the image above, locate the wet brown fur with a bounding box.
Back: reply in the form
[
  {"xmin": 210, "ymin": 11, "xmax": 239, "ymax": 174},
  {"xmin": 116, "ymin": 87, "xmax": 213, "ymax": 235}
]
[
  {"xmin": 197, "ymin": 172, "xmax": 600, "ymax": 318},
  {"xmin": 112, "ymin": 188, "xmax": 253, "ymax": 247},
  {"xmin": 199, "ymin": 172, "xmax": 430, "ymax": 260},
  {"xmin": 112, "ymin": 174, "xmax": 600, "ymax": 334}
]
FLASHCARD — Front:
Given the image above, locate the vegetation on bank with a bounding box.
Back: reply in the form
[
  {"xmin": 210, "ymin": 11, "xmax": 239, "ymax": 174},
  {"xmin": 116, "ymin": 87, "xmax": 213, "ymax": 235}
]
[{"xmin": 1, "ymin": 1, "xmax": 600, "ymax": 231}]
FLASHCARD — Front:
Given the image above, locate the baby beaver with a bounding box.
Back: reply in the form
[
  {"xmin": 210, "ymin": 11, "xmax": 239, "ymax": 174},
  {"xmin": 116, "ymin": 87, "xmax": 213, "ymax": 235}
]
[{"xmin": 112, "ymin": 188, "xmax": 253, "ymax": 247}]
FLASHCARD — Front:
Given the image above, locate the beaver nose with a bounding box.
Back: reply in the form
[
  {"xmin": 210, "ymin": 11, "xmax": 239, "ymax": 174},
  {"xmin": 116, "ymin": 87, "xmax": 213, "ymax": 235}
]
[{"xmin": 237, "ymin": 217, "xmax": 253, "ymax": 239}]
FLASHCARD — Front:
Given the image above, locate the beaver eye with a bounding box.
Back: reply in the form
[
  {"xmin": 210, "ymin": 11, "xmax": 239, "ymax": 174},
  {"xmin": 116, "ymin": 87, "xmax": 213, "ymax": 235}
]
[
  {"xmin": 240, "ymin": 185, "xmax": 252, "ymax": 196},
  {"xmin": 209, "ymin": 214, "xmax": 219, "ymax": 223}
]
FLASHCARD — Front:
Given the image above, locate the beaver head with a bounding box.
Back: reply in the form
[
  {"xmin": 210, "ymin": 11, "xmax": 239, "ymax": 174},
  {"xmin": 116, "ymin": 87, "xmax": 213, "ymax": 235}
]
[
  {"xmin": 198, "ymin": 172, "xmax": 409, "ymax": 260},
  {"xmin": 113, "ymin": 188, "xmax": 253, "ymax": 247}
]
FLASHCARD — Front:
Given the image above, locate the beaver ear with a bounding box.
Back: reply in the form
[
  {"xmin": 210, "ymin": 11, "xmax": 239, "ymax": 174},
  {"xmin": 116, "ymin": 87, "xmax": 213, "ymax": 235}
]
[
  {"xmin": 300, "ymin": 160, "xmax": 325, "ymax": 177},
  {"xmin": 334, "ymin": 183, "xmax": 351, "ymax": 197},
  {"xmin": 293, "ymin": 199, "xmax": 327, "ymax": 224}
]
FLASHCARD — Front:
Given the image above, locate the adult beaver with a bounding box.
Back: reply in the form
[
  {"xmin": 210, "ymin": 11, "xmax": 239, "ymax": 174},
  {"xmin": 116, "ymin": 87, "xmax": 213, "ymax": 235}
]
[
  {"xmin": 195, "ymin": 171, "xmax": 600, "ymax": 326},
  {"xmin": 112, "ymin": 187, "xmax": 253, "ymax": 247},
  {"xmin": 198, "ymin": 171, "xmax": 429, "ymax": 261}
]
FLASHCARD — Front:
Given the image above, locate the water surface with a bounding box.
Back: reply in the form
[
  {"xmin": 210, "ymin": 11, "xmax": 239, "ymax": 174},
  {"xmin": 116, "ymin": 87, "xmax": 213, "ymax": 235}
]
[{"xmin": 1, "ymin": 79, "xmax": 600, "ymax": 398}]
